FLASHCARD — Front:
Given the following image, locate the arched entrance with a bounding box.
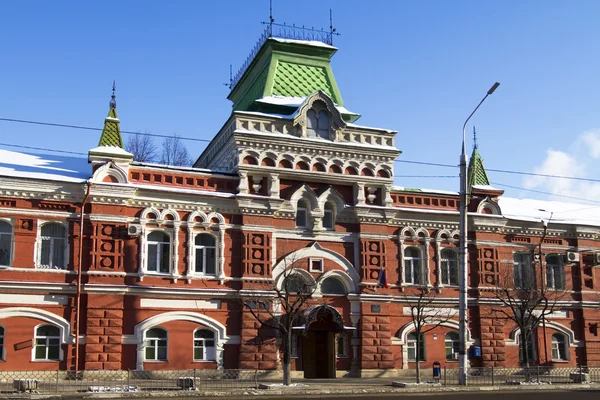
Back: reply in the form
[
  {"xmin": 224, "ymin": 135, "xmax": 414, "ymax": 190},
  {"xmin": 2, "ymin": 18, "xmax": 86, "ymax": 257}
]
[{"xmin": 301, "ymin": 305, "xmax": 345, "ymax": 379}]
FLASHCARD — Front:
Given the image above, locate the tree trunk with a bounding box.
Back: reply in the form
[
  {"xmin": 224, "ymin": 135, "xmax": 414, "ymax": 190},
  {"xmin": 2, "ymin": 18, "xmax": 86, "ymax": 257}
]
[
  {"xmin": 283, "ymin": 331, "xmax": 292, "ymax": 386},
  {"xmin": 416, "ymin": 331, "xmax": 421, "ymax": 384}
]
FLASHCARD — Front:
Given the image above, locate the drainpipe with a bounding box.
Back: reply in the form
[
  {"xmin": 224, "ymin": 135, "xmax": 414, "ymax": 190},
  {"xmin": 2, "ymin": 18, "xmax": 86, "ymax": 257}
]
[{"xmin": 75, "ymin": 181, "xmax": 92, "ymax": 375}]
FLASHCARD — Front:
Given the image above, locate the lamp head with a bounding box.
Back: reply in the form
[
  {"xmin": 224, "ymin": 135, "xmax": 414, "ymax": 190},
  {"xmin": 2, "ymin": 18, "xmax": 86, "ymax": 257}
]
[{"xmin": 487, "ymin": 82, "xmax": 500, "ymax": 95}]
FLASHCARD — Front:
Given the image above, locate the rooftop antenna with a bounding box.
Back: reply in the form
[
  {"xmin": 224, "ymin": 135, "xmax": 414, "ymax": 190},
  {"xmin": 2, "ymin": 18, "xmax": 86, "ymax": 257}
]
[
  {"xmin": 223, "ymin": 64, "xmax": 233, "ymax": 89},
  {"xmin": 472, "ymin": 126, "xmax": 478, "ymax": 150},
  {"xmin": 110, "ymin": 80, "xmax": 116, "ymax": 109}
]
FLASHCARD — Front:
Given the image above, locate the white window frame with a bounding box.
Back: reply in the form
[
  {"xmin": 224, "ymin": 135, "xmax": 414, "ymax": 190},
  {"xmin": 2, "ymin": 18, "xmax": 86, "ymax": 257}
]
[
  {"xmin": 306, "ymin": 108, "xmax": 330, "ymax": 139},
  {"xmin": 514, "ymin": 252, "xmax": 534, "ymax": 289},
  {"xmin": 546, "ymin": 254, "xmax": 565, "ymax": 290},
  {"xmin": 296, "ymin": 200, "xmax": 309, "ymax": 229},
  {"xmin": 404, "ymin": 247, "xmax": 423, "ymax": 285},
  {"xmin": 445, "ymin": 332, "xmax": 459, "ymax": 361},
  {"xmin": 145, "ymin": 327, "xmax": 168, "ymax": 361},
  {"xmin": 407, "ymin": 332, "xmax": 425, "ymax": 361},
  {"xmin": 37, "ymin": 222, "xmax": 68, "ymax": 270},
  {"xmin": 0, "ymin": 220, "xmax": 13, "ymax": 268},
  {"xmin": 440, "ymin": 248, "xmax": 458, "ymax": 286},
  {"xmin": 320, "ymin": 276, "xmax": 347, "ymax": 295},
  {"xmin": 193, "ymin": 233, "xmax": 217, "ymax": 276},
  {"xmin": 146, "ymin": 230, "xmax": 172, "ymax": 275},
  {"xmin": 33, "ymin": 324, "xmax": 61, "ymax": 361},
  {"xmin": 336, "ymin": 334, "xmax": 348, "ymax": 358},
  {"xmin": 193, "ymin": 329, "xmax": 216, "ymax": 361},
  {"xmin": 551, "ymin": 333, "xmax": 568, "ymax": 361},
  {"xmin": 309, "ymin": 258, "xmax": 323, "ymax": 273},
  {"xmin": 323, "ymin": 203, "xmax": 335, "ymax": 230}
]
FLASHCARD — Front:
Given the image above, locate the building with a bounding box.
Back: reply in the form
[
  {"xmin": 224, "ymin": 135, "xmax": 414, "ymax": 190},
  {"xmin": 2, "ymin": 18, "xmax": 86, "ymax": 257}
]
[{"xmin": 0, "ymin": 26, "xmax": 599, "ymax": 378}]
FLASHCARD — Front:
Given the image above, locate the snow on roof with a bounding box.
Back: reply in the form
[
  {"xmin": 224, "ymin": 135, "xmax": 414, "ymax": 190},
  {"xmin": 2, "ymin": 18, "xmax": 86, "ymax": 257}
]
[
  {"xmin": 498, "ymin": 197, "xmax": 600, "ymax": 227},
  {"xmin": 255, "ymin": 96, "xmax": 359, "ymax": 117},
  {"xmin": 392, "ymin": 186, "xmax": 459, "ymax": 196},
  {"xmin": 0, "ymin": 149, "xmax": 90, "ymax": 183},
  {"xmin": 88, "ymin": 146, "xmax": 133, "ymax": 157},
  {"xmin": 472, "ymin": 184, "xmax": 501, "ymax": 191},
  {"xmin": 270, "ymin": 37, "xmax": 337, "ymax": 50},
  {"xmin": 346, "ymin": 123, "xmax": 396, "ymax": 134}
]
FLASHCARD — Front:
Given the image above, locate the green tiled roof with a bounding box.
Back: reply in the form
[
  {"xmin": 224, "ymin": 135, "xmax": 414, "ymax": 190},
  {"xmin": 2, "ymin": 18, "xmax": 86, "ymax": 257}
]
[
  {"xmin": 228, "ymin": 38, "xmax": 345, "ymax": 114},
  {"xmin": 468, "ymin": 147, "xmax": 490, "ymax": 191},
  {"xmin": 98, "ymin": 107, "xmax": 124, "ymax": 148},
  {"xmin": 272, "ymin": 62, "xmax": 333, "ymax": 98}
]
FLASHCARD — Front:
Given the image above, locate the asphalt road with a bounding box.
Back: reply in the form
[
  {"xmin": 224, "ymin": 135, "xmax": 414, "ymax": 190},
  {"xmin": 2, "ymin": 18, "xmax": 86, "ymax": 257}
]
[{"xmin": 223, "ymin": 389, "xmax": 600, "ymax": 400}]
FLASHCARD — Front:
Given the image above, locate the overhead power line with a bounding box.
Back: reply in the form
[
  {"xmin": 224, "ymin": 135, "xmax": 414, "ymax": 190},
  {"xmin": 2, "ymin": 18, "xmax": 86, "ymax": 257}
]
[
  {"xmin": 1, "ymin": 116, "xmax": 599, "ymax": 184},
  {"xmin": 491, "ymin": 182, "xmax": 600, "ymax": 204},
  {"xmin": 0, "ymin": 117, "xmax": 212, "ymax": 143}
]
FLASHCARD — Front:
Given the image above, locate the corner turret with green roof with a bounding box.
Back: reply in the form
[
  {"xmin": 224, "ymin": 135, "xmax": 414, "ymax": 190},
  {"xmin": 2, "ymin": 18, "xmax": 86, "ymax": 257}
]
[
  {"xmin": 228, "ymin": 35, "xmax": 360, "ymax": 122},
  {"xmin": 89, "ymin": 82, "xmax": 133, "ymax": 165}
]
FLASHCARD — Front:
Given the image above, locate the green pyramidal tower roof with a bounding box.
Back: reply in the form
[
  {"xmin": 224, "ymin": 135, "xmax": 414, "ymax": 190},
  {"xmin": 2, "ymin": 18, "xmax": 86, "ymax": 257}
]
[
  {"xmin": 468, "ymin": 146, "xmax": 491, "ymax": 192},
  {"xmin": 228, "ymin": 36, "xmax": 359, "ymax": 122},
  {"xmin": 98, "ymin": 89, "xmax": 124, "ymax": 148}
]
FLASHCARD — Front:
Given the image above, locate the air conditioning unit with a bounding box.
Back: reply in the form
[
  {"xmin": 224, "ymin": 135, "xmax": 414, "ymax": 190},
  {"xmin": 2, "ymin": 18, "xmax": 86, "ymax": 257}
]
[
  {"xmin": 128, "ymin": 224, "xmax": 142, "ymax": 236},
  {"xmin": 594, "ymin": 253, "xmax": 600, "ymax": 265},
  {"xmin": 565, "ymin": 251, "xmax": 580, "ymax": 263}
]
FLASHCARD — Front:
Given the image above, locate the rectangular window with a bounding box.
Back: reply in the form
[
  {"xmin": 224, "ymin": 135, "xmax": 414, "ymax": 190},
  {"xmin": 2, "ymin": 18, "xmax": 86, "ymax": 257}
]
[
  {"xmin": 309, "ymin": 258, "xmax": 323, "ymax": 272},
  {"xmin": 404, "ymin": 259, "xmax": 422, "ymax": 284},
  {"xmin": 323, "ymin": 209, "xmax": 334, "ymax": 229},
  {"xmin": 407, "ymin": 334, "xmax": 425, "ymax": 361},
  {"xmin": 514, "ymin": 253, "xmax": 534, "ymax": 289},
  {"xmin": 546, "ymin": 255, "xmax": 565, "ymax": 290},
  {"xmin": 291, "ymin": 335, "xmax": 298, "ymax": 358},
  {"xmin": 0, "ymin": 232, "xmax": 11, "ymax": 266},
  {"xmin": 336, "ymin": 335, "xmax": 348, "ymax": 358},
  {"xmin": 34, "ymin": 338, "xmax": 60, "ymax": 360}
]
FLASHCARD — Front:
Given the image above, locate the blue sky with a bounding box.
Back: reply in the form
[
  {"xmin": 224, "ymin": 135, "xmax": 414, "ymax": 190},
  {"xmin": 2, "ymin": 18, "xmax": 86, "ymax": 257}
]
[{"xmin": 1, "ymin": 1, "xmax": 599, "ymax": 204}]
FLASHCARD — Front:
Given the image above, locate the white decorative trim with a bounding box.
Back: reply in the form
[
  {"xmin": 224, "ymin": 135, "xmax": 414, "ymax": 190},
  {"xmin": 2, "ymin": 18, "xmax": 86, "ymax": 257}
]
[
  {"xmin": 272, "ymin": 242, "xmax": 360, "ymax": 292},
  {"xmin": 133, "ymin": 311, "xmax": 229, "ymax": 370},
  {"xmin": 314, "ymin": 269, "xmax": 355, "ymax": 297},
  {"xmin": 507, "ymin": 321, "xmax": 582, "ymax": 347},
  {"xmin": 91, "ymin": 162, "xmax": 128, "ymax": 184},
  {"xmin": 140, "ymin": 298, "xmax": 221, "ymax": 309},
  {"xmin": 0, "ymin": 293, "xmax": 68, "ymax": 305},
  {"xmin": 0, "ymin": 307, "xmax": 75, "ymax": 344}
]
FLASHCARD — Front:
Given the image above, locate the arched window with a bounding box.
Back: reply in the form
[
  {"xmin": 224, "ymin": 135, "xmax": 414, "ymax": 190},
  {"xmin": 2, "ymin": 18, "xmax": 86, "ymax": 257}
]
[
  {"xmin": 147, "ymin": 231, "xmax": 171, "ymax": 274},
  {"xmin": 321, "ymin": 277, "xmax": 347, "ymax": 295},
  {"xmin": 514, "ymin": 253, "xmax": 534, "ymax": 289},
  {"xmin": 194, "ymin": 234, "xmax": 216, "ymax": 275},
  {"xmin": 307, "ymin": 109, "xmax": 330, "ymax": 139},
  {"xmin": 296, "ymin": 200, "xmax": 309, "ymax": 229},
  {"xmin": 284, "ymin": 274, "xmax": 310, "ymax": 294},
  {"xmin": 0, "ymin": 326, "xmax": 4, "ymax": 360},
  {"xmin": 323, "ymin": 203, "xmax": 335, "ymax": 230},
  {"xmin": 145, "ymin": 328, "xmax": 167, "ymax": 361},
  {"xmin": 193, "ymin": 329, "xmax": 216, "ymax": 361},
  {"xmin": 407, "ymin": 332, "xmax": 425, "ymax": 361},
  {"xmin": 404, "ymin": 247, "xmax": 423, "ymax": 285},
  {"xmin": 34, "ymin": 325, "xmax": 60, "ymax": 360},
  {"xmin": 39, "ymin": 223, "xmax": 67, "ymax": 269},
  {"xmin": 546, "ymin": 254, "xmax": 565, "ymax": 290},
  {"xmin": 551, "ymin": 333, "xmax": 568, "ymax": 361},
  {"xmin": 445, "ymin": 332, "xmax": 459, "ymax": 361},
  {"xmin": 440, "ymin": 249, "xmax": 458, "ymax": 286},
  {"xmin": 0, "ymin": 221, "xmax": 12, "ymax": 267}
]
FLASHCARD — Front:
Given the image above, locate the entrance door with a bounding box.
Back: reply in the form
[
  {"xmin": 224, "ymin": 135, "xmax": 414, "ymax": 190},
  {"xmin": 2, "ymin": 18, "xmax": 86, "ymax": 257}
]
[{"xmin": 303, "ymin": 331, "xmax": 335, "ymax": 378}]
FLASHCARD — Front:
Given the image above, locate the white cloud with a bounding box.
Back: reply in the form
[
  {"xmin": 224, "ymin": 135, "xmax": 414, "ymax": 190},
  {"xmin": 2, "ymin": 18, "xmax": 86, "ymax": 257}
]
[{"xmin": 523, "ymin": 130, "xmax": 600, "ymax": 203}]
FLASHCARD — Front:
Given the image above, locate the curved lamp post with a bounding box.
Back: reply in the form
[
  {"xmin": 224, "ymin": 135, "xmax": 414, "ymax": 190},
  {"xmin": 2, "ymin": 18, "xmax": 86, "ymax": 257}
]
[{"xmin": 458, "ymin": 82, "xmax": 500, "ymax": 385}]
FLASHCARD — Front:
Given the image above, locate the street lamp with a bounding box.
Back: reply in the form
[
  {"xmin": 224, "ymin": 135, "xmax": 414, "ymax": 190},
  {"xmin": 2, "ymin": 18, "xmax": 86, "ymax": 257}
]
[{"xmin": 458, "ymin": 82, "xmax": 500, "ymax": 385}]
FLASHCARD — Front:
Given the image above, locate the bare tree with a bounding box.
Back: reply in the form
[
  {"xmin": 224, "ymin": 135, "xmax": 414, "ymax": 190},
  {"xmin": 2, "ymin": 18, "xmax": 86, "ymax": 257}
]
[
  {"xmin": 159, "ymin": 134, "xmax": 192, "ymax": 166},
  {"xmin": 403, "ymin": 287, "xmax": 455, "ymax": 383},
  {"xmin": 241, "ymin": 251, "xmax": 319, "ymax": 386},
  {"xmin": 490, "ymin": 227, "xmax": 567, "ymax": 369},
  {"xmin": 125, "ymin": 132, "xmax": 157, "ymax": 162}
]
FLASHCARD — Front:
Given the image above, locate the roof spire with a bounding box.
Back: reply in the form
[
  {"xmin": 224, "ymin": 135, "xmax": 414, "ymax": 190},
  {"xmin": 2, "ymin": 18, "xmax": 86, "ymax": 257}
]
[
  {"xmin": 110, "ymin": 80, "xmax": 116, "ymax": 109},
  {"xmin": 97, "ymin": 81, "xmax": 124, "ymax": 148},
  {"xmin": 467, "ymin": 130, "xmax": 491, "ymax": 192}
]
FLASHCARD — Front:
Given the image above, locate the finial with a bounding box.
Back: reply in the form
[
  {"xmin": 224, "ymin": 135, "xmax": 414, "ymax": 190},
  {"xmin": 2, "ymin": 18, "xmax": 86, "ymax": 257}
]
[
  {"xmin": 110, "ymin": 80, "xmax": 117, "ymax": 109},
  {"xmin": 472, "ymin": 126, "xmax": 478, "ymax": 150}
]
